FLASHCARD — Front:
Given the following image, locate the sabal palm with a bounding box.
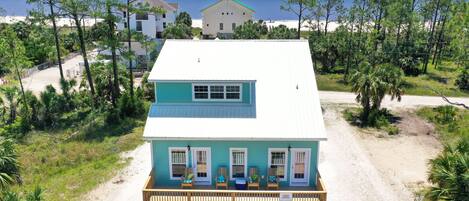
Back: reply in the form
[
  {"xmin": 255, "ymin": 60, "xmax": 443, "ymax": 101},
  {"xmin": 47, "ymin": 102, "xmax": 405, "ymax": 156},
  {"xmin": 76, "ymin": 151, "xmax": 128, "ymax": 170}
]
[
  {"xmin": 349, "ymin": 62, "xmax": 403, "ymax": 119},
  {"xmin": 0, "ymin": 138, "xmax": 21, "ymax": 190},
  {"xmin": 427, "ymin": 138, "xmax": 469, "ymax": 201},
  {"xmin": 0, "ymin": 86, "xmax": 19, "ymax": 124}
]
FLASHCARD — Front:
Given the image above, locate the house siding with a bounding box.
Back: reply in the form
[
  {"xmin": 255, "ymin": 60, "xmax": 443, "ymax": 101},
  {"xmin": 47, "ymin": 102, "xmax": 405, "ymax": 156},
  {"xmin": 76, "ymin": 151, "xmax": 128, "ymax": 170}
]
[
  {"xmin": 155, "ymin": 82, "xmax": 253, "ymax": 104},
  {"xmin": 151, "ymin": 140, "xmax": 319, "ymax": 188},
  {"xmin": 202, "ymin": 0, "xmax": 254, "ymax": 38}
]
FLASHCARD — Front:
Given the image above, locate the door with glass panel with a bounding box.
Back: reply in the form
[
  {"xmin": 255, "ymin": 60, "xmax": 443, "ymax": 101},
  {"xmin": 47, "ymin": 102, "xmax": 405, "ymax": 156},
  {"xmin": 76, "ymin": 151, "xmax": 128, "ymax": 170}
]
[
  {"xmin": 290, "ymin": 148, "xmax": 311, "ymax": 186},
  {"xmin": 191, "ymin": 148, "xmax": 211, "ymax": 184}
]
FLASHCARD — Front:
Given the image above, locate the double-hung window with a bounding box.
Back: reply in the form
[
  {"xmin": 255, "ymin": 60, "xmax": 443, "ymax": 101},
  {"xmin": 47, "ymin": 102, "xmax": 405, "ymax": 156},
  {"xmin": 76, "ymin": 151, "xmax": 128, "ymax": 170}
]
[
  {"xmin": 136, "ymin": 21, "xmax": 142, "ymax": 31},
  {"xmin": 192, "ymin": 84, "xmax": 242, "ymax": 101},
  {"xmin": 169, "ymin": 148, "xmax": 188, "ymax": 180},
  {"xmin": 268, "ymin": 148, "xmax": 288, "ymax": 181},
  {"xmin": 230, "ymin": 148, "xmax": 247, "ymax": 180}
]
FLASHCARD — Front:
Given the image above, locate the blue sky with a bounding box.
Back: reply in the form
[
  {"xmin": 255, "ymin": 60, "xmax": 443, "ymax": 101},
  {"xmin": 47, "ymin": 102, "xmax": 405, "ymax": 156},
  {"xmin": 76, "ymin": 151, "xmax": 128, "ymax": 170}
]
[{"xmin": 0, "ymin": 0, "xmax": 352, "ymax": 20}]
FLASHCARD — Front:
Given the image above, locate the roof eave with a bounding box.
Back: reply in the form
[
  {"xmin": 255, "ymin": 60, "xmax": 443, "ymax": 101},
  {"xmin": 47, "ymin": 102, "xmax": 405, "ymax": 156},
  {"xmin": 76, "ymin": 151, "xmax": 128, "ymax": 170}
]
[{"xmin": 201, "ymin": 0, "xmax": 255, "ymax": 13}]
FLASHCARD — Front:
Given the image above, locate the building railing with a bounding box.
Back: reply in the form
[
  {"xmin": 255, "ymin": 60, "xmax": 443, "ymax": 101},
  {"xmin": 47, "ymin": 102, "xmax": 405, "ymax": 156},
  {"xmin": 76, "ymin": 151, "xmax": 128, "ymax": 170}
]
[{"xmin": 142, "ymin": 169, "xmax": 327, "ymax": 201}]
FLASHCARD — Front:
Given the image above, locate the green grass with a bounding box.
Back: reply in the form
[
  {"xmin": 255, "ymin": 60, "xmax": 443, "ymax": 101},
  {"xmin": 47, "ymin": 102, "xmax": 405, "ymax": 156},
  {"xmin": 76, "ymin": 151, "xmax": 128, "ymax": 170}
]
[
  {"xmin": 315, "ymin": 61, "xmax": 469, "ymax": 97},
  {"xmin": 12, "ymin": 117, "xmax": 145, "ymax": 201},
  {"xmin": 416, "ymin": 106, "xmax": 469, "ymax": 145}
]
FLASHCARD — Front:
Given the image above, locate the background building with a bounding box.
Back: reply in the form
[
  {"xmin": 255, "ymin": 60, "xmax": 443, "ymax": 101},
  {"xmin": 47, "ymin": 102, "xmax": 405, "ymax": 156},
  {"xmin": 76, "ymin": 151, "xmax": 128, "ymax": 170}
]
[{"xmin": 202, "ymin": 0, "xmax": 254, "ymax": 39}]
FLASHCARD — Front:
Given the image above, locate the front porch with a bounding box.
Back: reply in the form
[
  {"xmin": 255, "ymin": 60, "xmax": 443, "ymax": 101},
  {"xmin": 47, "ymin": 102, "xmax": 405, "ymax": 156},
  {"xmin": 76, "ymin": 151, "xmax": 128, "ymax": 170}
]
[{"xmin": 142, "ymin": 169, "xmax": 327, "ymax": 201}]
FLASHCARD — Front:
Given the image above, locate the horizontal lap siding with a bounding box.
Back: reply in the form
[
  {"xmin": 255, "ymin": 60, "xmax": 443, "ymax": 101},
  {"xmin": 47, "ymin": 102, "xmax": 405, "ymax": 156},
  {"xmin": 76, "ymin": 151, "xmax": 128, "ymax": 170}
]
[
  {"xmin": 155, "ymin": 82, "xmax": 252, "ymax": 104},
  {"xmin": 152, "ymin": 141, "xmax": 318, "ymax": 188}
]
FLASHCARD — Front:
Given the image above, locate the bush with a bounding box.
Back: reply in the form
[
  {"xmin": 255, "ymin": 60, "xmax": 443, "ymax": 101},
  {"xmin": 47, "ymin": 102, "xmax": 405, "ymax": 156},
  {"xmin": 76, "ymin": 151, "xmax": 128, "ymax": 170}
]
[
  {"xmin": 117, "ymin": 92, "xmax": 145, "ymax": 118},
  {"xmin": 433, "ymin": 106, "xmax": 457, "ymax": 124},
  {"xmin": 343, "ymin": 108, "xmax": 399, "ymax": 135},
  {"xmin": 455, "ymin": 68, "xmax": 469, "ymax": 90}
]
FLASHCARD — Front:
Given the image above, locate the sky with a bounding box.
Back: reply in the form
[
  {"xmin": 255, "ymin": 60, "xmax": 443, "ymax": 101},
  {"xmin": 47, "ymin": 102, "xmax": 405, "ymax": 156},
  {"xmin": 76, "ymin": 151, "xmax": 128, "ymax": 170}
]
[{"xmin": 0, "ymin": 0, "xmax": 352, "ymax": 20}]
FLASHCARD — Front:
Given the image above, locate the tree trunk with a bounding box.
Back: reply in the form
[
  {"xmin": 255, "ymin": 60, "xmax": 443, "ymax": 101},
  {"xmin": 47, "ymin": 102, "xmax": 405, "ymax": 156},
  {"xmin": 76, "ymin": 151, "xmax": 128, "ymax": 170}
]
[
  {"xmin": 10, "ymin": 43, "xmax": 28, "ymax": 112},
  {"xmin": 432, "ymin": 11, "xmax": 447, "ymax": 67},
  {"xmin": 423, "ymin": 0, "xmax": 441, "ymax": 73},
  {"xmin": 127, "ymin": 0, "xmax": 135, "ymax": 97},
  {"xmin": 106, "ymin": 2, "xmax": 119, "ymax": 106},
  {"xmin": 324, "ymin": 0, "xmax": 331, "ymax": 36},
  {"xmin": 404, "ymin": 0, "xmax": 416, "ymax": 44},
  {"xmin": 49, "ymin": 0, "xmax": 64, "ymax": 80},
  {"xmin": 73, "ymin": 14, "xmax": 96, "ymax": 99},
  {"xmin": 297, "ymin": 1, "xmax": 303, "ymax": 39}
]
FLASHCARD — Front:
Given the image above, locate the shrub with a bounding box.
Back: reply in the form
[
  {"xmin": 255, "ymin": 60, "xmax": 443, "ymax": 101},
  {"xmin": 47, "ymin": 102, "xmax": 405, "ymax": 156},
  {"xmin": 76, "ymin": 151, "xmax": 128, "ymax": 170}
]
[
  {"xmin": 455, "ymin": 68, "xmax": 469, "ymax": 90},
  {"xmin": 426, "ymin": 137, "xmax": 469, "ymax": 201},
  {"xmin": 117, "ymin": 92, "xmax": 145, "ymax": 118},
  {"xmin": 433, "ymin": 106, "xmax": 457, "ymax": 124}
]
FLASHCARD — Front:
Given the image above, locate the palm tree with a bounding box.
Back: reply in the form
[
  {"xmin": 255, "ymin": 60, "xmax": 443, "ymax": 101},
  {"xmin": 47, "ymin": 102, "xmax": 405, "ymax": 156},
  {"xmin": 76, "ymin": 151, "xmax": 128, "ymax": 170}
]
[
  {"xmin": 0, "ymin": 138, "xmax": 21, "ymax": 191},
  {"xmin": 0, "ymin": 86, "xmax": 19, "ymax": 124},
  {"xmin": 427, "ymin": 138, "xmax": 469, "ymax": 201},
  {"xmin": 349, "ymin": 62, "xmax": 403, "ymax": 120}
]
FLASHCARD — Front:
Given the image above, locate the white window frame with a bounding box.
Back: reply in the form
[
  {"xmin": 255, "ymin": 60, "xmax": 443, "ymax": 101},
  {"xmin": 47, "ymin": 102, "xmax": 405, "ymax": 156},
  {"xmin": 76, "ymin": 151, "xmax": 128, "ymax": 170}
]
[
  {"xmin": 229, "ymin": 148, "xmax": 248, "ymax": 180},
  {"xmin": 136, "ymin": 20, "xmax": 143, "ymax": 32},
  {"xmin": 192, "ymin": 83, "xmax": 242, "ymax": 102},
  {"xmin": 268, "ymin": 148, "xmax": 288, "ymax": 182},
  {"xmin": 168, "ymin": 147, "xmax": 189, "ymax": 180}
]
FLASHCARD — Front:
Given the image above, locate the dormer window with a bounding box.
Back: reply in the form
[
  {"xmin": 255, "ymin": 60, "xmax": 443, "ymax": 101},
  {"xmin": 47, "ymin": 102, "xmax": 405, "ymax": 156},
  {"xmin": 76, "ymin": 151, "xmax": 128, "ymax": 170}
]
[{"xmin": 193, "ymin": 84, "xmax": 242, "ymax": 101}]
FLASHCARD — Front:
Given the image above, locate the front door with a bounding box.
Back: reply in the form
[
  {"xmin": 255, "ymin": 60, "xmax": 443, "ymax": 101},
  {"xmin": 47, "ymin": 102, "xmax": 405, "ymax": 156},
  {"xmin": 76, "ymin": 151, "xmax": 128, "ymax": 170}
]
[
  {"xmin": 290, "ymin": 148, "xmax": 311, "ymax": 186},
  {"xmin": 192, "ymin": 147, "xmax": 211, "ymax": 185}
]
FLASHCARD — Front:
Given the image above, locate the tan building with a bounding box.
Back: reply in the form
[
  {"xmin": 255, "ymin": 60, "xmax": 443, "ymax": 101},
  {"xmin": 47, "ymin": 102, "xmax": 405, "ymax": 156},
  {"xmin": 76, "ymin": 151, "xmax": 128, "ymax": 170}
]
[{"xmin": 201, "ymin": 0, "xmax": 255, "ymax": 39}]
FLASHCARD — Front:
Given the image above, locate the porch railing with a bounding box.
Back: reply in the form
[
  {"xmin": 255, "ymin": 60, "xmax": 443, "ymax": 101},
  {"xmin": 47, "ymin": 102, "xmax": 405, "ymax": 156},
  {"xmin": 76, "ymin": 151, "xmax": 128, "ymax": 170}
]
[{"xmin": 142, "ymin": 169, "xmax": 327, "ymax": 201}]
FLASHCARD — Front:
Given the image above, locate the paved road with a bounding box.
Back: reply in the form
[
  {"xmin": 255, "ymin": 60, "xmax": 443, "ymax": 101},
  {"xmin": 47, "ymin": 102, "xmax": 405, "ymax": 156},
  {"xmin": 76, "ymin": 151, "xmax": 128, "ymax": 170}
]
[{"xmin": 319, "ymin": 91, "xmax": 469, "ymax": 109}]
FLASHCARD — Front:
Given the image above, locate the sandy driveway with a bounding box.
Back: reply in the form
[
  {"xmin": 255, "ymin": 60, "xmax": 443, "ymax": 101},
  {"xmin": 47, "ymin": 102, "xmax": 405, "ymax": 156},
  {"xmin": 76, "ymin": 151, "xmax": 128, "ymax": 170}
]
[
  {"xmin": 83, "ymin": 93, "xmax": 469, "ymax": 201},
  {"xmin": 22, "ymin": 51, "xmax": 98, "ymax": 95}
]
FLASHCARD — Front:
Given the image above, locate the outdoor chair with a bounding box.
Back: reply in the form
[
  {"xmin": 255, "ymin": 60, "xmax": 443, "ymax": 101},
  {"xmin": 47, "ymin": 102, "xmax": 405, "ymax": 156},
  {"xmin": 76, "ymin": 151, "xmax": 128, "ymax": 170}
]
[
  {"xmin": 267, "ymin": 168, "xmax": 279, "ymax": 190},
  {"xmin": 215, "ymin": 167, "xmax": 229, "ymax": 189},
  {"xmin": 180, "ymin": 168, "xmax": 194, "ymax": 189},
  {"xmin": 247, "ymin": 167, "xmax": 260, "ymax": 190}
]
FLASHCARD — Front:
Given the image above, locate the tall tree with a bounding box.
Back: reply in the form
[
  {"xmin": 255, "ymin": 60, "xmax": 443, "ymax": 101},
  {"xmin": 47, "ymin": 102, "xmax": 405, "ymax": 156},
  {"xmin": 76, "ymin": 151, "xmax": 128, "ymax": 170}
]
[
  {"xmin": 122, "ymin": 0, "xmax": 162, "ymax": 98},
  {"xmin": 322, "ymin": 0, "xmax": 344, "ymax": 35},
  {"xmin": 175, "ymin": 11, "xmax": 192, "ymax": 27},
  {"xmin": 98, "ymin": 0, "xmax": 122, "ymax": 106},
  {"xmin": 423, "ymin": 0, "xmax": 442, "ymax": 73},
  {"xmin": 60, "ymin": 0, "xmax": 96, "ymax": 101},
  {"xmin": 281, "ymin": 0, "xmax": 314, "ymax": 39},
  {"xmin": 27, "ymin": 0, "xmax": 65, "ymax": 80},
  {"xmin": 0, "ymin": 27, "xmax": 31, "ymax": 112}
]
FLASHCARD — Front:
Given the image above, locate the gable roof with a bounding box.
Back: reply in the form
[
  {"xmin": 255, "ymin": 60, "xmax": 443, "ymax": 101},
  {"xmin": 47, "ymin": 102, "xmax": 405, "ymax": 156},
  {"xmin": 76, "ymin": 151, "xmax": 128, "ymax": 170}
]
[
  {"xmin": 201, "ymin": 0, "xmax": 255, "ymax": 12},
  {"xmin": 144, "ymin": 40, "xmax": 327, "ymax": 142},
  {"xmin": 144, "ymin": 0, "xmax": 178, "ymax": 12}
]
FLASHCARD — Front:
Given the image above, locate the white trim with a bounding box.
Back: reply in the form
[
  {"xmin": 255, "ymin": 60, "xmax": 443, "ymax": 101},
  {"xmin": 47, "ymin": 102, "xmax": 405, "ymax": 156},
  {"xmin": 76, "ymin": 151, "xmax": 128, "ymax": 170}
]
[
  {"xmin": 191, "ymin": 83, "xmax": 242, "ymax": 102},
  {"xmin": 229, "ymin": 148, "xmax": 248, "ymax": 180},
  {"xmin": 289, "ymin": 148, "xmax": 311, "ymax": 187},
  {"xmin": 150, "ymin": 141, "xmax": 154, "ymax": 169},
  {"xmin": 268, "ymin": 148, "xmax": 288, "ymax": 182},
  {"xmin": 191, "ymin": 147, "xmax": 212, "ymax": 185},
  {"xmin": 168, "ymin": 147, "xmax": 189, "ymax": 180}
]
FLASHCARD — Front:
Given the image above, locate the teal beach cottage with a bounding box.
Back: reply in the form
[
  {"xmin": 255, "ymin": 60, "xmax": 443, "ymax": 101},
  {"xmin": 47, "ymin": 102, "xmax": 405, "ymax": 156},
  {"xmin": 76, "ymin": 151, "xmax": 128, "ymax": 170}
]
[{"xmin": 142, "ymin": 40, "xmax": 327, "ymax": 194}]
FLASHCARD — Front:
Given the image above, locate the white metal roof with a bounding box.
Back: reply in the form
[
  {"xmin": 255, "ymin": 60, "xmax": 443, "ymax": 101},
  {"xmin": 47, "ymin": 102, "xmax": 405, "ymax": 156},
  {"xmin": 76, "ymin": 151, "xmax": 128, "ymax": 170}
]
[{"xmin": 144, "ymin": 40, "xmax": 327, "ymax": 141}]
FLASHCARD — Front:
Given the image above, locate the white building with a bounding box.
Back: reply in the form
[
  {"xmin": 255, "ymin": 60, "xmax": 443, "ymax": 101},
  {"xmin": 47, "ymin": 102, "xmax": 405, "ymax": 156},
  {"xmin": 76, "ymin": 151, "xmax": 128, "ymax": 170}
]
[
  {"xmin": 201, "ymin": 0, "xmax": 254, "ymax": 38},
  {"xmin": 117, "ymin": 0, "xmax": 178, "ymax": 38}
]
